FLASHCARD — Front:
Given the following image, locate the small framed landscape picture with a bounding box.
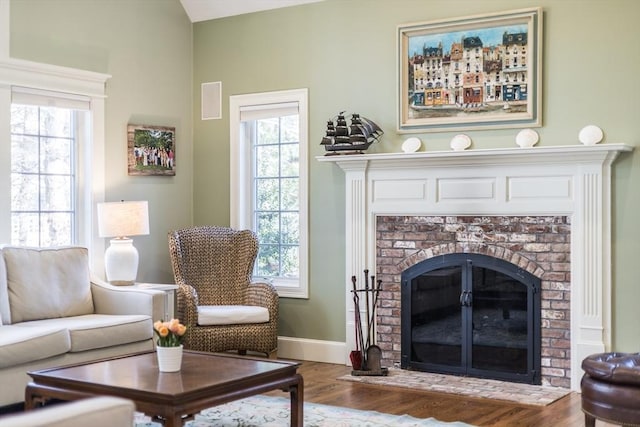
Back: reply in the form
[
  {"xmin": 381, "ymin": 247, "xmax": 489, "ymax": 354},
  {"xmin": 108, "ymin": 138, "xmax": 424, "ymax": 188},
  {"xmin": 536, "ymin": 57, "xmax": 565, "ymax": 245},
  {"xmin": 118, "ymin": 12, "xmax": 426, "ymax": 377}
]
[{"xmin": 127, "ymin": 124, "xmax": 176, "ymax": 176}]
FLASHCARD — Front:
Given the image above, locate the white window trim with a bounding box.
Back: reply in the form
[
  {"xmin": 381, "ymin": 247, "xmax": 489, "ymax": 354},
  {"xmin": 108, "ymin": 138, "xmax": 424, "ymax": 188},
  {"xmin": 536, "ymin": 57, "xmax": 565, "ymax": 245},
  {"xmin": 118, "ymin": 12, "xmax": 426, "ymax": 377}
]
[
  {"xmin": 0, "ymin": 0, "xmax": 8, "ymax": 60},
  {"xmin": 0, "ymin": 56, "xmax": 110, "ymax": 275},
  {"xmin": 229, "ymin": 88, "xmax": 309, "ymax": 299}
]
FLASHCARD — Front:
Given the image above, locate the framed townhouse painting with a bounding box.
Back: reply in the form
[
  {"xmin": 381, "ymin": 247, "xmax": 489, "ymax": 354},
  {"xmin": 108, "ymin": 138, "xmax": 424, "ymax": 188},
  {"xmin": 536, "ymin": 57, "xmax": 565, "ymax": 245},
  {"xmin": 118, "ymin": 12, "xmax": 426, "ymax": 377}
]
[
  {"xmin": 127, "ymin": 124, "xmax": 176, "ymax": 176},
  {"xmin": 398, "ymin": 8, "xmax": 542, "ymax": 133}
]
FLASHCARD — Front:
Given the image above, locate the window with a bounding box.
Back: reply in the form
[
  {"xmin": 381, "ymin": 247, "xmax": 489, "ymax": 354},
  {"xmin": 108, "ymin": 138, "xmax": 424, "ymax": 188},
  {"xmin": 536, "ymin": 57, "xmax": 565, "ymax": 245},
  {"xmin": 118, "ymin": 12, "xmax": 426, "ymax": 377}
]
[
  {"xmin": 230, "ymin": 89, "xmax": 309, "ymax": 298},
  {"xmin": 10, "ymin": 92, "xmax": 89, "ymax": 246},
  {"xmin": 0, "ymin": 58, "xmax": 108, "ymax": 274}
]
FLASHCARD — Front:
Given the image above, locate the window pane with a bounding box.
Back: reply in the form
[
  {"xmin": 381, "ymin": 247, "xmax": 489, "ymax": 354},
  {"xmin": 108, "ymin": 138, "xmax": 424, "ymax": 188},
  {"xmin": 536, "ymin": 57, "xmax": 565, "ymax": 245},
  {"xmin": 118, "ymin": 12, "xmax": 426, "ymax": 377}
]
[
  {"xmin": 40, "ymin": 213, "xmax": 73, "ymax": 246},
  {"xmin": 256, "ymin": 244, "xmax": 279, "ymax": 277},
  {"xmin": 10, "ymin": 105, "xmax": 39, "ymax": 135},
  {"xmin": 281, "ymin": 115, "xmax": 298, "ymax": 143},
  {"xmin": 40, "ymin": 107, "xmax": 72, "ymax": 137},
  {"xmin": 11, "ymin": 135, "xmax": 39, "ymax": 173},
  {"xmin": 281, "ymin": 246, "xmax": 299, "ymax": 278},
  {"xmin": 11, "ymin": 173, "xmax": 39, "ymax": 210},
  {"xmin": 281, "ymin": 178, "xmax": 298, "ymax": 210},
  {"xmin": 11, "ymin": 213, "xmax": 39, "ymax": 246},
  {"xmin": 255, "ymin": 178, "xmax": 279, "ymax": 210},
  {"xmin": 256, "ymin": 212, "xmax": 280, "ymax": 244},
  {"xmin": 281, "ymin": 212, "xmax": 299, "ymax": 244},
  {"xmin": 255, "ymin": 145, "xmax": 279, "ymax": 177},
  {"xmin": 280, "ymin": 143, "xmax": 298, "ymax": 177},
  {"xmin": 41, "ymin": 137, "xmax": 72, "ymax": 174},
  {"xmin": 257, "ymin": 118, "xmax": 279, "ymax": 145},
  {"xmin": 41, "ymin": 175, "xmax": 72, "ymax": 211}
]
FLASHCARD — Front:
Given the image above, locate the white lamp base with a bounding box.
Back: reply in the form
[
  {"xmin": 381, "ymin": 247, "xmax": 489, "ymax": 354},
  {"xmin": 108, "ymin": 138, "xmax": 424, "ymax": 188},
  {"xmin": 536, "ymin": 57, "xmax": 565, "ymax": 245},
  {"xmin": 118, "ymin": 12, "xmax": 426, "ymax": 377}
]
[{"xmin": 104, "ymin": 238, "xmax": 139, "ymax": 286}]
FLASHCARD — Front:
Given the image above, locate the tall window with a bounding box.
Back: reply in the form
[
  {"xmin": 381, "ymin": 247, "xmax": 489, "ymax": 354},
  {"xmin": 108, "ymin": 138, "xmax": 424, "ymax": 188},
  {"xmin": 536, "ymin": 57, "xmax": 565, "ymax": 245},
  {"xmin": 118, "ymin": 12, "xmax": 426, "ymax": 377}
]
[
  {"xmin": 230, "ymin": 89, "xmax": 309, "ymax": 298},
  {"xmin": 251, "ymin": 114, "xmax": 300, "ymax": 280},
  {"xmin": 0, "ymin": 53, "xmax": 108, "ymax": 273},
  {"xmin": 11, "ymin": 102, "xmax": 83, "ymax": 246}
]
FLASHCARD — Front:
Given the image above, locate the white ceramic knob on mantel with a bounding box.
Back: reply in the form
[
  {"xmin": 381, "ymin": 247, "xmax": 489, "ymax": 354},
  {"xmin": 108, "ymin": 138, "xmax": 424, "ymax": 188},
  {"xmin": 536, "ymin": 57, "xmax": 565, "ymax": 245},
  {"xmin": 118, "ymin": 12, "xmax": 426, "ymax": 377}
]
[
  {"xmin": 578, "ymin": 125, "xmax": 604, "ymax": 145},
  {"xmin": 515, "ymin": 129, "xmax": 539, "ymax": 148},
  {"xmin": 450, "ymin": 134, "xmax": 471, "ymax": 151}
]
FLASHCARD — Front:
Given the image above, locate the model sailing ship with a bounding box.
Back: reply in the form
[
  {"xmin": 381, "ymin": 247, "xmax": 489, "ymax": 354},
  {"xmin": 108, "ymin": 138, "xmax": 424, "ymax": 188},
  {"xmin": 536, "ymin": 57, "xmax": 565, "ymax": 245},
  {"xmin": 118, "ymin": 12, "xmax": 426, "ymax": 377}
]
[{"xmin": 321, "ymin": 112, "xmax": 384, "ymax": 155}]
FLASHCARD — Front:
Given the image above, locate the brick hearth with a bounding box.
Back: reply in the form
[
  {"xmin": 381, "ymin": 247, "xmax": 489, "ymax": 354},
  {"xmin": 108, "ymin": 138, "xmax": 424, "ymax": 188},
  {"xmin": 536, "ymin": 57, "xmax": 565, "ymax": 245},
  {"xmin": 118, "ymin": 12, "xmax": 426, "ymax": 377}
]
[{"xmin": 376, "ymin": 215, "xmax": 571, "ymax": 388}]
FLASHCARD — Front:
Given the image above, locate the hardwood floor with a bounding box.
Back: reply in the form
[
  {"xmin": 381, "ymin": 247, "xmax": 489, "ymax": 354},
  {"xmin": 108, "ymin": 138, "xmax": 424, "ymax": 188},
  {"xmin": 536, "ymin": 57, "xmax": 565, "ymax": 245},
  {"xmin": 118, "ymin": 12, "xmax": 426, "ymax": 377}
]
[{"xmin": 270, "ymin": 360, "xmax": 614, "ymax": 427}]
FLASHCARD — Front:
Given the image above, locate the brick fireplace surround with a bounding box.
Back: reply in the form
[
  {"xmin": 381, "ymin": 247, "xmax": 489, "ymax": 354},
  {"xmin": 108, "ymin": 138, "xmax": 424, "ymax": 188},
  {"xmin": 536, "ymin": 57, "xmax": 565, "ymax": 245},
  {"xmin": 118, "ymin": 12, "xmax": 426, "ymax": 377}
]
[
  {"xmin": 376, "ymin": 214, "xmax": 571, "ymax": 387},
  {"xmin": 317, "ymin": 144, "xmax": 631, "ymax": 391}
]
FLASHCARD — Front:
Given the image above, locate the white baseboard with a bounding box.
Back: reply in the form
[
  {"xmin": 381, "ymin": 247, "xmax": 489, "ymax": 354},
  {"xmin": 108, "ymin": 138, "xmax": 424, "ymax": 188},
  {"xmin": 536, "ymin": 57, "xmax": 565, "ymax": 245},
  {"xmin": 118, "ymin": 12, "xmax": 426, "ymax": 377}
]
[{"xmin": 277, "ymin": 336, "xmax": 346, "ymax": 365}]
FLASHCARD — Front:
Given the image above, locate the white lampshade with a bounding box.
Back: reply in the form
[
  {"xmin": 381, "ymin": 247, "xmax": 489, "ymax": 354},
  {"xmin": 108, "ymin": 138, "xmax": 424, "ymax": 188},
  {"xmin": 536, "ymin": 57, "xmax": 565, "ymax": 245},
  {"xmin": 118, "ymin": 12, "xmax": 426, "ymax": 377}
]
[
  {"xmin": 97, "ymin": 201, "xmax": 149, "ymax": 286},
  {"xmin": 97, "ymin": 200, "xmax": 149, "ymax": 238}
]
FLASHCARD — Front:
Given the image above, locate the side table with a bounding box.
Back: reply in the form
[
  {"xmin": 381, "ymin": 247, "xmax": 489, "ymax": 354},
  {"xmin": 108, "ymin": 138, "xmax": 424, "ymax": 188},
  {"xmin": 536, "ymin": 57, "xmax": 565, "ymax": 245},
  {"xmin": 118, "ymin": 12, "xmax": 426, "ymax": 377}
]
[{"xmin": 133, "ymin": 283, "xmax": 178, "ymax": 321}]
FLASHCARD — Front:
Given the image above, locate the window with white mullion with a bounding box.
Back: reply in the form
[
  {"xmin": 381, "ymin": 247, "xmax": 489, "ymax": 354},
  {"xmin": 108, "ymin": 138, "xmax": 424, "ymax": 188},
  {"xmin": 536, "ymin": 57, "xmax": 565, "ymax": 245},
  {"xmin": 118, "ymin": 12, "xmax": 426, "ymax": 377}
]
[
  {"xmin": 230, "ymin": 88, "xmax": 308, "ymax": 298},
  {"xmin": 251, "ymin": 115, "xmax": 300, "ymax": 281},
  {"xmin": 10, "ymin": 103, "xmax": 78, "ymax": 246}
]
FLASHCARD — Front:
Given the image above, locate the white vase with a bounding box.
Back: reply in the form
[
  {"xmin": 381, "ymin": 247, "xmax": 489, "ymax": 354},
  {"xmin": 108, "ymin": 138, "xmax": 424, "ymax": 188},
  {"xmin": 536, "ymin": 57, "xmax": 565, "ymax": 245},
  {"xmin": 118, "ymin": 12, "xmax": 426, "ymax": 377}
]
[{"xmin": 156, "ymin": 345, "xmax": 183, "ymax": 372}]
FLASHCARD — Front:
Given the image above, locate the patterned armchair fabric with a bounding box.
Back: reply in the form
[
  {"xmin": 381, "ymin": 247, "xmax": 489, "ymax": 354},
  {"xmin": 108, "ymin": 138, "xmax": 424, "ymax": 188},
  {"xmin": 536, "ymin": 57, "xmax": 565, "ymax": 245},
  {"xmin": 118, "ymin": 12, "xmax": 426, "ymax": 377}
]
[{"xmin": 168, "ymin": 226, "xmax": 278, "ymax": 357}]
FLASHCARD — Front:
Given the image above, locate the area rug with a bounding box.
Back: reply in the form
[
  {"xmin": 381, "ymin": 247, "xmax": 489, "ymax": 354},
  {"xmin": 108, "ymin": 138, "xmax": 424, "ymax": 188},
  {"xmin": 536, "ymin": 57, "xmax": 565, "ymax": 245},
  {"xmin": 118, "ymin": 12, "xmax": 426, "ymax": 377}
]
[
  {"xmin": 338, "ymin": 368, "xmax": 571, "ymax": 406},
  {"xmin": 134, "ymin": 394, "xmax": 474, "ymax": 427}
]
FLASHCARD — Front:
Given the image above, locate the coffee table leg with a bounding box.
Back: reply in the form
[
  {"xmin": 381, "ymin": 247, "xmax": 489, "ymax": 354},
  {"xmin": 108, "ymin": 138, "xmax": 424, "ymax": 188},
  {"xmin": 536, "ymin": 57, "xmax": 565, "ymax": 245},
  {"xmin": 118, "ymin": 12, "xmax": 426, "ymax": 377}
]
[
  {"xmin": 290, "ymin": 373, "xmax": 304, "ymax": 427},
  {"xmin": 163, "ymin": 414, "xmax": 182, "ymax": 427},
  {"xmin": 24, "ymin": 384, "xmax": 39, "ymax": 410}
]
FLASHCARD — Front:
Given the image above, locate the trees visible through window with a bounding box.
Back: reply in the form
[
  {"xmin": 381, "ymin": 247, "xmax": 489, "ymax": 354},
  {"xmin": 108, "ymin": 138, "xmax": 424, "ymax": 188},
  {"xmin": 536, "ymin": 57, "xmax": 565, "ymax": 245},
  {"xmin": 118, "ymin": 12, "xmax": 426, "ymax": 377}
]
[
  {"xmin": 252, "ymin": 114, "xmax": 300, "ymax": 280},
  {"xmin": 230, "ymin": 89, "xmax": 309, "ymax": 298},
  {"xmin": 10, "ymin": 104, "xmax": 79, "ymax": 246}
]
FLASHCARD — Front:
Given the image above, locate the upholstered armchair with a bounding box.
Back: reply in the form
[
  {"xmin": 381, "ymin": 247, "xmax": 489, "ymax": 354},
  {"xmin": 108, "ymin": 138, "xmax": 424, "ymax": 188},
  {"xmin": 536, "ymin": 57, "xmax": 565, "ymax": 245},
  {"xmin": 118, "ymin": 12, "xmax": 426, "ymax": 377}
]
[{"xmin": 168, "ymin": 226, "xmax": 278, "ymax": 358}]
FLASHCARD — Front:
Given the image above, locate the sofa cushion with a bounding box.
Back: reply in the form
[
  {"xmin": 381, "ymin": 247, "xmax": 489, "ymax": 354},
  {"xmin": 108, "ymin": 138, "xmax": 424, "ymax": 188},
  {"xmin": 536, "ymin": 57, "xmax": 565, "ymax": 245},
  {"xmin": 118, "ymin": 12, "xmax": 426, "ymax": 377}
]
[
  {"xmin": 0, "ymin": 250, "xmax": 9, "ymax": 325},
  {"xmin": 0, "ymin": 324, "xmax": 70, "ymax": 368},
  {"xmin": 20, "ymin": 314, "xmax": 153, "ymax": 352},
  {"xmin": 197, "ymin": 305, "xmax": 270, "ymax": 325},
  {"xmin": 3, "ymin": 246, "xmax": 94, "ymax": 323}
]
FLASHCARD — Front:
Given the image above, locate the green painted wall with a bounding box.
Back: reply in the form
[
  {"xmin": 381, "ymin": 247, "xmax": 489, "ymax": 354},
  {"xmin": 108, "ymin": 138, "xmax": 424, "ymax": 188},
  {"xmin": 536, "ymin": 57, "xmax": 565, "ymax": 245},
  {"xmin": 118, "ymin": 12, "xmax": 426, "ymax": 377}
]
[
  {"xmin": 10, "ymin": 0, "xmax": 193, "ymax": 283},
  {"xmin": 192, "ymin": 0, "xmax": 640, "ymax": 349}
]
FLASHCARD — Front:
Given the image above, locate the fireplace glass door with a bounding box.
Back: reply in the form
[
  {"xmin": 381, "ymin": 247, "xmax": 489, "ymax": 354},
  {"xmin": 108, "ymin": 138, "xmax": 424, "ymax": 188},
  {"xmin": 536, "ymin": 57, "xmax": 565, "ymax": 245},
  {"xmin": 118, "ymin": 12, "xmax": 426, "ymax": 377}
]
[{"xmin": 401, "ymin": 253, "xmax": 541, "ymax": 384}]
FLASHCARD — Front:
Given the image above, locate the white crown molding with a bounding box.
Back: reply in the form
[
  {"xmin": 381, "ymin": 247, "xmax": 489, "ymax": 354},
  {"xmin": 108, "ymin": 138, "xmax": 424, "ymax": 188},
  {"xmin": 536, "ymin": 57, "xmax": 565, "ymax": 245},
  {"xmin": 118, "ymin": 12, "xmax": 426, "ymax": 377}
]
[{"xmin": 0, "ymin": 57, "xmax": 111, "ymax": 97}]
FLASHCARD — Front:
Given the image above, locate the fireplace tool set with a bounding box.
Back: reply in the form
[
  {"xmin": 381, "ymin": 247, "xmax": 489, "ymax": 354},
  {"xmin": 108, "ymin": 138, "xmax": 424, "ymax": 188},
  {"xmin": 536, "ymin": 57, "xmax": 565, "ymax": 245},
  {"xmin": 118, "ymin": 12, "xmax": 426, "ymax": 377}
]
[{"xmin": 350, "ymin": 270, "xmax": 388, "ymax": 376}]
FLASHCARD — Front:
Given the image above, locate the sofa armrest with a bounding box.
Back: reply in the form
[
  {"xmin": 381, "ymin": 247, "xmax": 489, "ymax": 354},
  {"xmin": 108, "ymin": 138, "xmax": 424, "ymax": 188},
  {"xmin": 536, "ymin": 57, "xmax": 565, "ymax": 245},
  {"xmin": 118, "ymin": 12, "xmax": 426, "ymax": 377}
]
[
  {"xmin": 0, "ymin": 396, "xmax": 135, "ymax": 427},
  {"xmin": 91, "ymin": 275, "xmax": 165, "ymax": 321}
]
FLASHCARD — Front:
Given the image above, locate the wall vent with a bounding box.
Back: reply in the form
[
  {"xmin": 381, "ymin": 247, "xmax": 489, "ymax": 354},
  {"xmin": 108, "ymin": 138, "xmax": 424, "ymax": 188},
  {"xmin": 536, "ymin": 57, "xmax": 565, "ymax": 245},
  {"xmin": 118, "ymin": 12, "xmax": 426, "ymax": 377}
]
[{"xmin": 201, "ymin": 81, "xmax": 222, "ymax": 120}]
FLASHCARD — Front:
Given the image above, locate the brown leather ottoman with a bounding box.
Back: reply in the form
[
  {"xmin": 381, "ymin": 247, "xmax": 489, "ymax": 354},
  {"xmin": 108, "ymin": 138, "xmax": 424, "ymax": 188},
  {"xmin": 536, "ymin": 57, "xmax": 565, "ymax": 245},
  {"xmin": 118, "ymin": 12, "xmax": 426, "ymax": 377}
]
[{"xmin": 581, "ymin": 352, "xmax": 640, "ymax": 426}]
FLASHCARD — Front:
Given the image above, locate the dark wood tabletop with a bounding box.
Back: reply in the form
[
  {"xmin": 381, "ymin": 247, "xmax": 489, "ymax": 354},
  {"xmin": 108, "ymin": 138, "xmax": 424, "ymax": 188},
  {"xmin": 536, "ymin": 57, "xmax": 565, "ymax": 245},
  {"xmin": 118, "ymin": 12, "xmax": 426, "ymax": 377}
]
[{"xmin": 25, "ymin": 350, "xmax": 303, "ymax": 427}]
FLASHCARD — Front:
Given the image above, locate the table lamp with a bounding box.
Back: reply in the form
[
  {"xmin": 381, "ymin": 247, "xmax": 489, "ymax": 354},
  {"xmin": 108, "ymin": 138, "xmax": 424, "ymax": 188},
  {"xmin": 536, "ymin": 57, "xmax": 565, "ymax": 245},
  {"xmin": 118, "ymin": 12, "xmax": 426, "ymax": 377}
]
[{"xmin": 97, "ymin": 200, "xmax": 149, "ymax": 285}]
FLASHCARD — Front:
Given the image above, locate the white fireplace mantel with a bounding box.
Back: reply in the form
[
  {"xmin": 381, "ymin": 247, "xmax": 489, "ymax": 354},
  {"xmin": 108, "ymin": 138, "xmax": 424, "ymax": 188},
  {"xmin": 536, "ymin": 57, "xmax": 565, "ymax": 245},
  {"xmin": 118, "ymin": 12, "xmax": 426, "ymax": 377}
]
[{"xmin": 317, "ymin": 143, "xmax": 633, "ymax": 390}]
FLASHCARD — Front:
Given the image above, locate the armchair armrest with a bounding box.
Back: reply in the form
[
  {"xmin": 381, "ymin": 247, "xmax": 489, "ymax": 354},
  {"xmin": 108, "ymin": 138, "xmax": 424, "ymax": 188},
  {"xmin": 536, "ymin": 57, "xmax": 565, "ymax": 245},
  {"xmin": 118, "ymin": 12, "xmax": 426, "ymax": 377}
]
[
  {"xmin": 175, "ymin": 281, "xmax": 199, "ymax": 327},
  {"xmin": 90, "ymin": 275, "xmax": 165, "ymax": 321},
  {"xmin": 248, "ymin": 280, "xmax": 279, "ymax": 322}
]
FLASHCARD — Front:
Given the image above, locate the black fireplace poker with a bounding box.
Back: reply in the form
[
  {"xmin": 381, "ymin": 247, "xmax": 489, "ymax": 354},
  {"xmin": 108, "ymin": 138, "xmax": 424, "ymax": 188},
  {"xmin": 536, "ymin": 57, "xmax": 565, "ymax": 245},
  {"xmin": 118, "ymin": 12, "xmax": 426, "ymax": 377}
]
[{"xmin": 350, "ymin": 270, "xmax": 389, "ymax": 376}]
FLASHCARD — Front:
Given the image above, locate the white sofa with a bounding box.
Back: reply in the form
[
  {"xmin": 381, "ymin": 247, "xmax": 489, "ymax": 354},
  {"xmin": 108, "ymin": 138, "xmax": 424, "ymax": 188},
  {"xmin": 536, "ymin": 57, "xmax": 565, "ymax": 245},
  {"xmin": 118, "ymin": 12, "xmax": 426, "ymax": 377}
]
[
  {"xmin": 0, "ymin": 396, "xmax": 135, "ymax": 427},
  {"xmin": 0, "ymin": 246, "xmax": 165, "ymax": 407}
]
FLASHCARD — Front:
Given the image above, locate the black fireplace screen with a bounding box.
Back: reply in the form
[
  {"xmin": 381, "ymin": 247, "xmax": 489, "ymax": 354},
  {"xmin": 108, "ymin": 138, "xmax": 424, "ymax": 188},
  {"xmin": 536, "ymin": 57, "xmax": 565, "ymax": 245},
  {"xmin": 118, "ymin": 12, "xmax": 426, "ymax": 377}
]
[{"xmin": 401, "ymin": 253, "xmax": 541, "ymax": 385}]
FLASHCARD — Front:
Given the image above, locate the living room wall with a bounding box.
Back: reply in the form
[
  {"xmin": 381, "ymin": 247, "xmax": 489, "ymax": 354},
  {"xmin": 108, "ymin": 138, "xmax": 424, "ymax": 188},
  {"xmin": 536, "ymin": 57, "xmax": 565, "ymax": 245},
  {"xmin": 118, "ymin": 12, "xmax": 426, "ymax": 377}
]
[
  {"xmin": 192, "ymin": 0, "xmax": 640, "ymax": 350},
  {"xmin": 9, "ymin": 0, "xmax": 193, "ymax": 283}
]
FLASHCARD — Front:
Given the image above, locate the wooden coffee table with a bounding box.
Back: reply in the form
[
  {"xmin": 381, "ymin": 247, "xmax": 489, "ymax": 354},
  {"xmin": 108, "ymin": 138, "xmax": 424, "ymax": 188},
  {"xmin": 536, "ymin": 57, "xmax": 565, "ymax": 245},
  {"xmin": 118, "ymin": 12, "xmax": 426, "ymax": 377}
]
[{"xmin": 25, "ymin": 350, "xmax": 303, "ymax": 427}]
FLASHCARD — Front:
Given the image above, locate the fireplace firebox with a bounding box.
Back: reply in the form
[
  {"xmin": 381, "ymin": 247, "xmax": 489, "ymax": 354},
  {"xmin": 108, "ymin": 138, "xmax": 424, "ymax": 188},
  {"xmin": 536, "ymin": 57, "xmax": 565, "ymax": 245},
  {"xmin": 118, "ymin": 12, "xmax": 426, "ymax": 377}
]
[{"xmin": 401, "ymin": 253, "xmax": 541, "ymax": 385}]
